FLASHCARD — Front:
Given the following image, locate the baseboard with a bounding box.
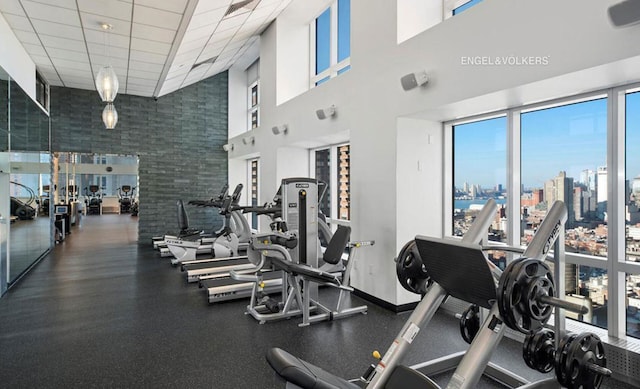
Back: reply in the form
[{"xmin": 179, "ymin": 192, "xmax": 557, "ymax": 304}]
[{"xmin": 353, "ymin": 288, "xmax": 419, "ymax": 313}]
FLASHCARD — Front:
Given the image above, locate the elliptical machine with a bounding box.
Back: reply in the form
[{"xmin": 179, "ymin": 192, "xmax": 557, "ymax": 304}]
[
  {"xmin": 118, "ymin": 185, "xmax": 135, "ymax": 214},
  {"xmin": 84, "ymin": 185, "xmax": 102, "ymax": 215},
  {"xmin": 10, "ymin": 181, "xmax": 37, "ymax": 220}
]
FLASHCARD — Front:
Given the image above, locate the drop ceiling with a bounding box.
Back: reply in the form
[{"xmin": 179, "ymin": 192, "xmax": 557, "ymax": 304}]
[{"xmin": 0, "ymin": 0, "xmax": 292, "ymax": 97}]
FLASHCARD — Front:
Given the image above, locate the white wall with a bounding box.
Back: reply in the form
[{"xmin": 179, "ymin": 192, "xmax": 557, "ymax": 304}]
[
  {"xmin": 394, "ymin": 117, "xmax": 443, "ymax": 304},
  {"xmin": 227, "ymin": 66, "xmax": 248, "ymax": 139},
  {"xmin": 227, "ymin": 0, "xmax": 640, "ymax": 305},
  {"xmin": 0, "ymin": 13, "xmax": 36, "ymax": 99},
  {"xmin": 397, "ymin": 0, "xmax": 443, "ymax": 44}
]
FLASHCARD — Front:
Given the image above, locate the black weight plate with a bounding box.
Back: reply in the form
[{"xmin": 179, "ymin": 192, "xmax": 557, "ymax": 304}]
[
  {"xmin": 555, "ymin": 333, "xmax": 578, "ymax": 387},
  {"xmin": 396, "ymin": 240, "xmax": 430, "ymax": 295},
  {"xmin": 523, "ymin": 328, "xmax": 555, "ymax": 373},
  {"xmin": 565, "ymin": 332, "xmax": 607, "ymax": 389},
  {"xmin": 497, "ymin": 258, "xmax": 527, "ymax": 332},
  {"xmin": 459, "ymin": 304, "xmax": 480, "ymax": 344}
]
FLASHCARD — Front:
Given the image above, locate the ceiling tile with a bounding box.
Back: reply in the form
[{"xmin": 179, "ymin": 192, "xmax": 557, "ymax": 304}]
[
  {"xmin": 0, "ymin": 0, "xmax": 27, "ymax": 16},
  {"xmin": 12, "ymin": 29, "xmax": 40, "ymax": 44},
  {"xmin": 22, "ymin": 42, "xmax": 47, "ymax": 56},
  {"xmin": 128, "ymin": 60, "xmax": 164, "ymax": 73},
  {"xmin": 80, "ymin": 12, "xmax": 131, "ymax": 35},
  {"xmin": 135, "ymin": 0, "xmax": 187, "ymax": 14},
  {"xmin": 90, "ymin": 54, "xmax": 129, "ymax": 69},
  {"xmin": 125, "ymin": 87, "xmax": 152, "ymax": 97},
  {"xmin": 130, "ymin": 37, "xmax": 171, "ymax": 55},
  {"xmin": 31, "ymin": 19, "xmax": 83, "ymax": 41},
  {"xmin": 166, "ymin": 67, "xmax": 189, "ymax": 81},
  {"xmin": 3, "ymin": 13, "xmax": 34, "ymax": 31},
  {"xmin": 131, "ymin": 23, "xmax": 177, "ymax": 43},
  {"xmin": 30, "ymin": 0, "xmax": 78, "ymax": 10},
  {"xmin": 215, "ymin": 12, "xmax": 250, "ymax": 32},
  {"xmin": 209, "ymin": 27, "xmax": 237, "ymax": 44},
  {"xmin": 47, "ymin": 47, "xmax": 89, "ymax": 62},
  {"xmin": 22, "ymin": 1, "xmax": 80, "ymax": 26},
  {"xmin": 39, "ymin": 34, "xmax": 86, "ymax": 52},
  {"xmin": 50, "ymin": 57, "xmax": 91, "ymax": 71},
  {"xmin": 87, "ymin": 42, "xmax": 129, "ymax": 59},
  {"xmin": 176, "ymin": 36, "xmax": 209, "ymax": 54},
  {"xmin": 197, "ymin": 41, "xmax": 227, "ymax": 61},
  {"xmin": 194, "ymin": 0, "xmax": 231, "ymax": 14},
  {"xmin": 29, "ymin": 53, "xmax": 52, "ymax": 65},
  {"xmin": 126, "ymin": 77, "xmax": 157, "ymax": 88},
  {"xmin": 62, "ymin": 80, "xmax": 96, "ymax": 90},
  {"xmin": 129, "ymin": 49, "xmax": 167, "ymax": 65},
  {"xmin": 77, "ymin": 0, "xmax": 132, "ymax": 21},
  {"xmin": 83, "ymin": 28, "xmax": 130, "ymax": 48},
  {"xmin": 248, "ymin": 3, "xmax": 279, "ymax": 20},
  {"xmin": 133, "ymin": 4, "xmax": 182, "ymax": 29},
  {"xmin": 90, "ymin": 62, "xmax": 126, "ymax": 72},
  {"xmin": 182, "ymin": 23, "xmax": 215, "ymax": 41},
  {"xmin": 126, "ymin": 68, "xmax": 161, "ymax": 80},
  {"xmin": 189, "ymin": 7, "xmax": 226, "ymax": 30}
]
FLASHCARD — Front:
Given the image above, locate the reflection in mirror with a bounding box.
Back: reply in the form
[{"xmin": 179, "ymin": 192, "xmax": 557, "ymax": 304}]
[
  {"xmin": 8, "ymin": 152, "xmax": 51, "ymax": 283},
  {"xmin": 54, "ymin": 153, "xmax": 139, "ymax": 221},
  {"xmin": 0, "ymin": 66, "xmax": 8, "ymax": 151}
]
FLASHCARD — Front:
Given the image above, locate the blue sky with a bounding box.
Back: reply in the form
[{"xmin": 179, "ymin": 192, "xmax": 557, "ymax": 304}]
[{"xmin": 453, "ymin": 96, "xmax": 640, "ymax": 190}]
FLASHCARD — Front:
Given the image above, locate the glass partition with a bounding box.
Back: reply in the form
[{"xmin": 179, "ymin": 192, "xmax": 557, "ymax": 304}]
[{"xmin": 0, "ymin": 64, "xmax": 52, "ymax": 293}]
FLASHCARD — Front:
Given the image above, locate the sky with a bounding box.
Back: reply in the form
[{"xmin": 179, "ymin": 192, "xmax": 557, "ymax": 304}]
[{"xmin": 454, "ymin": 95, "xmax": 640, "ymax": 190}]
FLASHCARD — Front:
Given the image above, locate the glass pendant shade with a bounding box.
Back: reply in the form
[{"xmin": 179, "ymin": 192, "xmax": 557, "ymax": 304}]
[
  {"xmin": 95, "ymin": 65, "xmax": 119, "ymax": 102},
  {"xmin": 102, "ymin": 103, "xmax": 118, "ymax": 129}
]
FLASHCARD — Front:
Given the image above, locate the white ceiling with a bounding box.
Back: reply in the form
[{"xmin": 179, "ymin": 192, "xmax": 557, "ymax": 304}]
[{"xmin": 0, "ymin": 0, "xmax": 292, "ymax": 97}]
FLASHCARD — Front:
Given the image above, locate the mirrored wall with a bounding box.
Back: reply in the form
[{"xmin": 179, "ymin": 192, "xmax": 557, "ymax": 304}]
[{"xmin": 0, "ymin": 65, "xmax": 51, "ymax": 295}]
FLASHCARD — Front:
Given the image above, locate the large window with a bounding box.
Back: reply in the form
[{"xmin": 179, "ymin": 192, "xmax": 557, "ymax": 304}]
[
  {"xmin": 246, "ymin": 60, "xmax": 259, "ymax": 131},
  {"xmin": 249, "ymin": 159, "xmax": 259, "ymax": 229},
  {"xmin": 311, "ymin": 0, "xmax": 350, "ymax": 87},
  {"xmin": 452, "ymin": 0, "xmax": 483, "ymax": 15},
  {"xmin": 311, "ymin": 143, "xmax": 350, "ymax": 223},
  {"xmin": 452, "ymin": 117, "xmax": 507, "ymax": 243},
  {"xmin": 447, "ymin": 87, "xmax": 640, "ymax": 339}
]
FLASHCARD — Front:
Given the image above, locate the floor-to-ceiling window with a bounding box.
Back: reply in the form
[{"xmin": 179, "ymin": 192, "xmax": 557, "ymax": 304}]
[{"xmin": 446, "ymin": 85, "xmax": 640, "ymax": 342}]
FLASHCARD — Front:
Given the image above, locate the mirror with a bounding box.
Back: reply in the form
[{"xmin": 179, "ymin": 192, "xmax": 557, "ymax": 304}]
[{"xmin": 0, "ymin": 64, "xmax": 52, "ymax": 292}]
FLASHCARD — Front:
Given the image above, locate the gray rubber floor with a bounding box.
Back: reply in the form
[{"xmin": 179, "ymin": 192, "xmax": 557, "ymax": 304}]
[{"xmin": 0, "ymin": 215, "xmax": 635, "ymax": 388}]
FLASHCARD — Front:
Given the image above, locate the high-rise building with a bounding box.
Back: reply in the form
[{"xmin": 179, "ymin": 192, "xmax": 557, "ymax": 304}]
[
  {"xmin": 544, "ymin": 171, "xmax": 575, "ymax": 227},
  {"xmin": 574, "ymin": 186, "xmax": 583, "ymax": 221},
  {"xmin": 580, "ymin": 169, "xmax": 596, "ymax": 191},
  {"xmin": 596, "ymin": 166, "xmax": 607, "ymax": 204}
]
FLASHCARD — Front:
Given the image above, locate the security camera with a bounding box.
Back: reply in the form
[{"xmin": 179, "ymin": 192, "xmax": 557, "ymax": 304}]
[
  {"xmin": 400, "ymin": 71, "xmax": 429, "ymax": 91},
  {"xmin": 316, "ymin": 105, "xmax": 336, "ymax": 120},
  {"xmin": 608, "ymin": 0, "xmax": 640, "ymax": 27},
  {"xmin": 222, "ymin": 143, "xmax": 233, "ymax": 152}
]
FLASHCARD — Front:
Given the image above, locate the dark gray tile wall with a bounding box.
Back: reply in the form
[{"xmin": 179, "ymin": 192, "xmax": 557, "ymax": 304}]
[
  {"xmin": 0, "ymin": 79, "xmax": 7, "ymax": 150},
  {"xmin": 9, "ymin": 81, "xmax": 49, "ymax": 152},
  {"xmin": 50, "ymin": 73, "xmax": 229, "ymax": 243}
]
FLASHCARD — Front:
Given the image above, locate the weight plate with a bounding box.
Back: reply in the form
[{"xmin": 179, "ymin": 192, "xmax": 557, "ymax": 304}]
[
  {"xmin": 564, "ymin": 332, "xmax": 607, "ymax": 389},
  {"xmin": 523, "ymin": 328, "xmax": 555, "ymax": 373},
  {"xmin": 498, "ymin": 258, "xmax": 554, "ymax": 333},
  {"xmin": 396, "ymin": 240, "xmax": 431, "ymax": 295},
  {"xmin": 459, "ymin": 304, "xmax": 480, "ymax": 344},
  {"xmin": 555, "ymin": 333, "xmax": 578, "ymax": 387}
]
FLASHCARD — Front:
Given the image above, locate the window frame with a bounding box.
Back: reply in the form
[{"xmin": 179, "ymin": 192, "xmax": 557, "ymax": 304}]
[
  {"xmin": 444, "ymin": 0, "xmax": 482, "ymax": 18},
  {"xmin": 444, "ymin": 84, "xmax": 640, "ymax": 340},
  {"xmin": 247, "ymin": 80, "xmax": 260, "ymax": 130},
  {"xmin": 309, "ymin": 0, "xmax": 351, "ymax": 88},
  {"xmin": 309, "ymin": 142, "xmax": 351, "ymax": 226}
]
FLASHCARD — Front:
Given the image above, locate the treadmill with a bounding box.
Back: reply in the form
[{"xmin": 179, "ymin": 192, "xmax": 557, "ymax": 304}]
[{"xmin": 199, "ymin": 178, "xmax": 321, "ymax": 304}]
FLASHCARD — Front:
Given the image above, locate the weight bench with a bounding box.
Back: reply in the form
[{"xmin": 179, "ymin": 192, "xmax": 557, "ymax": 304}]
[{"xmin": 234, "ymin": 225, "xmax": 371, "ymax": 326}]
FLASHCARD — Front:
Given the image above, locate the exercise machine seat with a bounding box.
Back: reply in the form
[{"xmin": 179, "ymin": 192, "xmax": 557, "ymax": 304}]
[
  {"xmin": 322, "ymin": 225, "xmax": 351, "ymax": 265},
  {"xmin": 270, "ymin": 256, "xmax": 340, "ymax": 286},
  {"xmin": 385, "ymin": 365, "xmax": 439, "ymax": 389},
  {"xmin": 266, "ymin": 348, "xmax": 359, "ymax": 389}
]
